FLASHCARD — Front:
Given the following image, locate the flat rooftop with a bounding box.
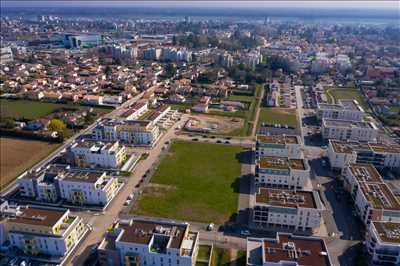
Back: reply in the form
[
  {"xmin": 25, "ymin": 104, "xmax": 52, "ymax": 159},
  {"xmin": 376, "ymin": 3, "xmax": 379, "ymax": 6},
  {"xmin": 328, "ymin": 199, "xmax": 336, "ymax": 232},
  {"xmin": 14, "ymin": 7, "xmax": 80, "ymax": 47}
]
[
  {"xmin": 7, "ymin": 207, "xmax": 65, "ymax": 227},
  {"xmin": 359, "ymin": 182, "xmax": 400, "ymax": 211},
  {"xmin": 257, "ymin": 134, "xmax": 299, "ymax": 145},
  {"xmin": 340, "ymin": 99, "xmax": 363, "ymax": 112},
  {"xmin": 349, "ymin": 163, "xmax": 383, "ymax": 183},
  {"xmin": 256, "ymin": 188, "xmax": 317, "ymax": 209},
  {"xmin": 263, "ymin": 234, "xmax": 331, "ymax": 266},
  {"xmin": 330, "ymin": 140, "xmax": 400, "ymax": 154},
  {"xmin": 323, "ymin": 119, "xmax": 374, "ymax": 129},
  {"xmin": 60, "ymin": 170, "xmax": 104, "ymax": 184},
  {"xmin": 117, "ymin": 220, "xmax": 187, "ymax": 249},
  {"xmin": 372, "ymin": 222, "xmax": 400, "ymax": 244},
  {"xmin": 258, "ymin": 157, "xmax": 306, "ymax": 171}
]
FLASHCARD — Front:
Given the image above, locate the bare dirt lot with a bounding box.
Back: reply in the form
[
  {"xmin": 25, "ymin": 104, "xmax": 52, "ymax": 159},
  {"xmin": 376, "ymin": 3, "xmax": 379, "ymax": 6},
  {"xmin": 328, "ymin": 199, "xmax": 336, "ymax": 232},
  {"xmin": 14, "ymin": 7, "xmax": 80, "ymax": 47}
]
[
  {"xmin": 185, "ymin": 114, "xmax": 244, "ymax": 135},
  {"xmin": 0, "ymin": 137, "xmax": 60, "ymax": 190}
]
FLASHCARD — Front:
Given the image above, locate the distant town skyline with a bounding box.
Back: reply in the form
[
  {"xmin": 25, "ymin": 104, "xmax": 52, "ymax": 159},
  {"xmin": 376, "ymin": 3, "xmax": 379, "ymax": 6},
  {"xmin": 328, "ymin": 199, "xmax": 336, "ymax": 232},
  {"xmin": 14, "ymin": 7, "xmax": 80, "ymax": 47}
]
[{"xmin": 2, "ymin": 0, "xmax": 399, "ymax": 10}]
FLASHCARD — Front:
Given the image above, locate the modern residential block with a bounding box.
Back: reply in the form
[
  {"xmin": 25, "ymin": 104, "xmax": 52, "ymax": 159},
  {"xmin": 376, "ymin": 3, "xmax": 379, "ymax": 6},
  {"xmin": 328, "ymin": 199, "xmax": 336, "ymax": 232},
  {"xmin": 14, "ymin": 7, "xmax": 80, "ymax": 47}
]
[
  {"xmin": 251, "ymin": 188, "xmax": 324, "ymax": 232},
  {"xmin": 93, "ymin": 119, "xmax": 160, "ymax": 146},
  {"xmin": 317, "ymin": 99, "xmax": 365, "ymax": 122},
  {"xmin": 18, "ymin": 164, "xmax": 120, "ymax": 207},
  {"xmin": 255, "ymin": 157, "xmax": 310, "ymax": 190},
  {"xmin": 98, "ymin": 219, "xmax": 199, "ymax": 266},
  {"xmin": 365, "ymin": 221, "xmax": 400, "ymax": 266},
  {"xmin": 343, "ymin": 163, "xmax": 400, "ymax": 225},
  {"xmin": 256, "ymin": 135, "xmax": 303, "ymax": 159},
  {"xmin": 69, "ymin": 139, "xmax": 127, "ymax": 169},
  {"xmin": 327, "ymin": 140, "xmax": 400, "ymax": 170},
  {"xmin": 0, "ymin": 206, "xmax": 86, "ymax": 259},
  {"xmin": 322, "ymin": 118, "xmax": 378, "ymax": 142},
  {"xmin": 246, "ymin": 233, "xmax": 332, "ymax": 266}
]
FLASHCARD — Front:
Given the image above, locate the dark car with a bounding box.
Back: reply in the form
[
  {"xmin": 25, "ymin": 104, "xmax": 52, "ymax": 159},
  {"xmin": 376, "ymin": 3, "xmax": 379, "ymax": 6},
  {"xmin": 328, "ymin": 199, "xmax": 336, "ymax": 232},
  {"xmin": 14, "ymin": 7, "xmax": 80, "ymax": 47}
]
[{"xmin": 192, "ymin": 138, "xmax": 199, "ymax": 141}]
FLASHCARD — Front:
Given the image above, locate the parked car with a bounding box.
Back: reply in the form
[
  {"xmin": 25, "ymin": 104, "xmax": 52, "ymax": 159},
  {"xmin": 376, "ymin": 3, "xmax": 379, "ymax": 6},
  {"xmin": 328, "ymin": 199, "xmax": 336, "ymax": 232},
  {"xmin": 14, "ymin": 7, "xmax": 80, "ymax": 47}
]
[
  {"xmin": 240, "ymin": 230, "xmax": 251, "ymax": 236},
  {"xmin": 207, "ymin": 223, "xmax": 214, "ymax": 231}
]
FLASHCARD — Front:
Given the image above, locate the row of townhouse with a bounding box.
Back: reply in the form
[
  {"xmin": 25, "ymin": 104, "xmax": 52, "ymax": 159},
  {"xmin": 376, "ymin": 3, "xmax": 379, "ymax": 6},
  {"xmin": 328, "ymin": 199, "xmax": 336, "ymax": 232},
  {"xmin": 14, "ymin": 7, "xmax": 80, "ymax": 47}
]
[
  {"xmin": 97, "ymin": 219, "xmax": 199, "ymax": 266},
  {"xmin": 321, "ymin": 119, "xmax": 379, "ymax": 143},
  {"xmin": 120, "ymin": 101, "xmax": 149, "ymax": 120},
  {"xmin": 68, "ymin": 139, "xmax": 127, "ymax": 169},
  {"xmin": 327, "ymin": 139, "xmax": 400, "ymax": 171},
  {"xmin": 92, "ymin": 119, "xmax": 160, "ymax": 146},
  {"xmin": 341, "ymin": 163, "xmax": 400, "ymax": 265},
  {"xmin": 18, "ymin": 164, "xmax": 120, "ymax": 206},
  {"xmin": 0, "ymin": 202, "xmax": 87, "ymax": 262}
]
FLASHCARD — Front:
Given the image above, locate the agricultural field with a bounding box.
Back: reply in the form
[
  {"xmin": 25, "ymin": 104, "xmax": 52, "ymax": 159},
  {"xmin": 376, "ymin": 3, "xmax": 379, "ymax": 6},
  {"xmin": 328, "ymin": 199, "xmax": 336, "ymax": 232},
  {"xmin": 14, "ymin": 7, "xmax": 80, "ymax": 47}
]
[
  {"xmin": 257, "ymin": 107, "xmax": 298, "ymax": 129},
  {"xmin": 0, "ymin": 99, "xmax": 112, "ymax": 120},
  {"xmin": 325, "ymin": 88, "xmax": 369, "ymax": 111},
  {"xmin": 0, "ymin": 137, "xmax": 60, "ymax": 190},
  {"xmin": 132, "ymin": 140, "xmax": 242, "ymax": 224}
]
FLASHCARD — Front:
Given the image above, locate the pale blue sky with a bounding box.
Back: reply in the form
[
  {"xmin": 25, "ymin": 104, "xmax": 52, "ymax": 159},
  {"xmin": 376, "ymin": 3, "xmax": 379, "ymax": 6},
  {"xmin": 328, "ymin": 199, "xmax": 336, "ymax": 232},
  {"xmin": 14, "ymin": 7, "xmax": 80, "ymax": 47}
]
[{"xmin": 2, "ymin": 1, "xmax": 399, "ymax": 10}]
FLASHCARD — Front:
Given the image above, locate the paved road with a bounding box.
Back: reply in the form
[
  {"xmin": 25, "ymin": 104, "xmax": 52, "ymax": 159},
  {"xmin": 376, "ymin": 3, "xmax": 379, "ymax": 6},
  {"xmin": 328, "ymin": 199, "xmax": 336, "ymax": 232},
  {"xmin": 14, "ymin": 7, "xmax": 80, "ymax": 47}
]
[
  {"xmin": 251, "ymin": 86, "xmax": 265, "ymax": 137},
  {"xmin": 65, "ymin": 116, "xmax": 189, "ymax": 265},
  {"xmin": 0, "ymin": 91, "xmax": 147, "ymax": 197}
]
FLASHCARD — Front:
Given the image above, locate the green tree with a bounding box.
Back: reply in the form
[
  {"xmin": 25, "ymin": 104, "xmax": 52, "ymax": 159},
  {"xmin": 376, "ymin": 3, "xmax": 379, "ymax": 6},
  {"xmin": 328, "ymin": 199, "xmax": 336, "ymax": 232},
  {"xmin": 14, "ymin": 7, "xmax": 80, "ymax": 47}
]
[
  {"xmin": 104, "ymin": 65, "xmax": 112, "ymax": 77},
  {"xmin": 48, "ymin": 119, "xmax": 66, "ymax": 133},
  {"xmin": 164, "ymin": 63, "xmax": 177, "ymax": 78}
]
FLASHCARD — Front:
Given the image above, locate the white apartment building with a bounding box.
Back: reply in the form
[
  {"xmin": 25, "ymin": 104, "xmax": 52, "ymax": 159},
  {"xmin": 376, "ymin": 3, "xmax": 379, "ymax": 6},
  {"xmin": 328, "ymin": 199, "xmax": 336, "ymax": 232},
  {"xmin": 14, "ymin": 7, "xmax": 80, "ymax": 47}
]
[
  {"xmin": 246, "ymin": 234, "xmax": 332, "ymax": 266},
  {"xmin": 57, "ymin": 170, "xmax": 119, "ymax": 206},
  {"xmin": 317, "ymin": 99, "xmax": 365, "ymax": 122},
  {"xmin": 18, "ymin": 164, "xmax": 120, "ymax": 207},
  {"xmin": 256, "ymin": 134, "xmax": 303, "ymax": 159},
  {"xmin": 98, "ymin": 219, "xmax": 199, "ymax": 266},
  {"xmin": 342, "ymin": 163, "xmax": 400, "ymax": 225},
  {"xmin": 255, "ymin": 157, "xmax": 310, "ymax": 190},
  {"xmin": 327, "ymin": 140, "xmax": 400, "ymax": 170},
  {"xmin": 120, "ymin": 101, "xmax": 148, "ymax": 120},
  {"xmin": 70, "ymin": 139, "xmax": 127, "ymax": 169},
  {"xmin": 0, "ymin": 206, "xmax": 86, "ymax": 258},
  {"xmin": 322, "ymin": 118, "xmax": 378, "ymax": 142},
  {"xmin": 93, "ymin": 119, "xmax": 160, "ymax": 146},
  {"xmin": 366, "ymin": 221, "xmax": 400, "ymax": 266},
  {"xmin": 251, "ymin": 188, "xmax": 324, "ymax": 232}
]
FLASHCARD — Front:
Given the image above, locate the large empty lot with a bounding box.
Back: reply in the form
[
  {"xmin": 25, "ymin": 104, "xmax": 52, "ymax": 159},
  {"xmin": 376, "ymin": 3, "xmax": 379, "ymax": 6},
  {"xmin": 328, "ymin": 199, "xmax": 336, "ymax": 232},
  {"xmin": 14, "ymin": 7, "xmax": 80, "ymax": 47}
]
[
  {"xmin": 0, "ymin": 99, "xmax": 111, "ymax": 120},
  {"xmin": 132, "ymin": 140, "xmax": 242, "ymax": 224},
  {"xmin": 257, "ymin": 107, "xmax": 298, "ymax": 128},
  {"xmin": 326, "ymin": 88, "xmax": 369, "ymax": 111},
  {"xmin": 0, "ymin": 137, "xmax": 60, "ymax": 190}
]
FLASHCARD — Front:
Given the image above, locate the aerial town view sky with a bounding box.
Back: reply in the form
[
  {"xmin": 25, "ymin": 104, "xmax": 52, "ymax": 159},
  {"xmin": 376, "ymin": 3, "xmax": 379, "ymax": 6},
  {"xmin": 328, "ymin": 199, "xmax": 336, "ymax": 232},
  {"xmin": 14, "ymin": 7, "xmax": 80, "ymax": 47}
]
[{"xmin": 0, "ymin": 1, "xmax": 399, "ymax": 266}]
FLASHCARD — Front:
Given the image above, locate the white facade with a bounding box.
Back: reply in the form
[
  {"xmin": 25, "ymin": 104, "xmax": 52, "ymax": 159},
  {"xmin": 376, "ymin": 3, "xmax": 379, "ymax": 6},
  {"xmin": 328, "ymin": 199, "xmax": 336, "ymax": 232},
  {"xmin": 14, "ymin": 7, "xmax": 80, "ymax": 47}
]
[
  {"xmin": 366, "ymin": 222, "xmax": 400, "ymax": 266},
  {"xmin": 99, "ymin": 219, "xmax": 199, "ymax": 266},
  {"xmin": 58, "ymin": 172, "xmax": 119, "ymax": 206},
  {"xmin": 317, "ymin": 100, "xmax": 365, "ymax": 122},
  {"xmin": 252, "ymin": 188, "xmax": 323, "ymax": 232},
  {"xmin": 343, "ymin": 163, "xmax": 400, "ymax": 225},
  {"xmin": 327, "ymin": 140, "xmax": 400, "ymax": 170},
  {"xmin": 255, "ymin": 157, "xmax": 310, "ymax": 190},
  {"xmin": 70, "ymin": 139, "xmax": 127, "ymax": 169},
  {"xmin": 322, "ymin": 119, "xmax": 378, "ymax": 142},
  {"xmin": 256, "ymin": 135, "xmax": 302, "ymax": 159},
  {"xmin": 1, "ymin": 207, "xmax": 86, "ymax": 258},
  {"xmin": 93, "ymin": 119, "xmax": 160, "ymax": 146}
]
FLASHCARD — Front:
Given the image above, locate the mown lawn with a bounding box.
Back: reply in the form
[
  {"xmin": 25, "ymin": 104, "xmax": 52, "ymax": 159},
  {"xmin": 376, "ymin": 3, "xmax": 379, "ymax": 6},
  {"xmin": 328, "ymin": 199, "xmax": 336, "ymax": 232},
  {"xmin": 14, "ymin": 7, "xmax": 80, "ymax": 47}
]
[
  {"xmin": 133, "ymin": 141, "xmax": 242, "ymax": 224},
  {"xmin": 257, "ymin": 107, "xmax": 298, "ymax": 129},
  {"xmin": 326, "ymin": 88, "xmax": 369, "ymax": 111},
  {"xmin": 0, "ymin": 99, "xmax": 111, "ymax": 120}
]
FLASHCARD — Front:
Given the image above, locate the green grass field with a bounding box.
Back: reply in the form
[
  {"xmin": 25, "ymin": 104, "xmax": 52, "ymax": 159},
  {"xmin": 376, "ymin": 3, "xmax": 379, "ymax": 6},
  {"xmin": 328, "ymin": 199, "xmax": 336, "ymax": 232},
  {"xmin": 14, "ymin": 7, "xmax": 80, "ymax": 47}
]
[
  {"xmin": 0, "ymin": 99, "xmax": 111, "ymax": 120},
  {"xmin": 211, "ymin": 247, "xmax": 231, "ymax": 266},
  {"xmin": 133, "ymin": 141, "xmax": 242, "ymax": 224},
  {"xmin": 227, "ymin": 94, "xmax": 254, "ymax": 102},
  {"xmin": 326, "ymin": 88, "xmax": 369, "ymax": 111},
  {"xmin": 257, "ymin": 107, "xmax": 298, "ymax": 128}
]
